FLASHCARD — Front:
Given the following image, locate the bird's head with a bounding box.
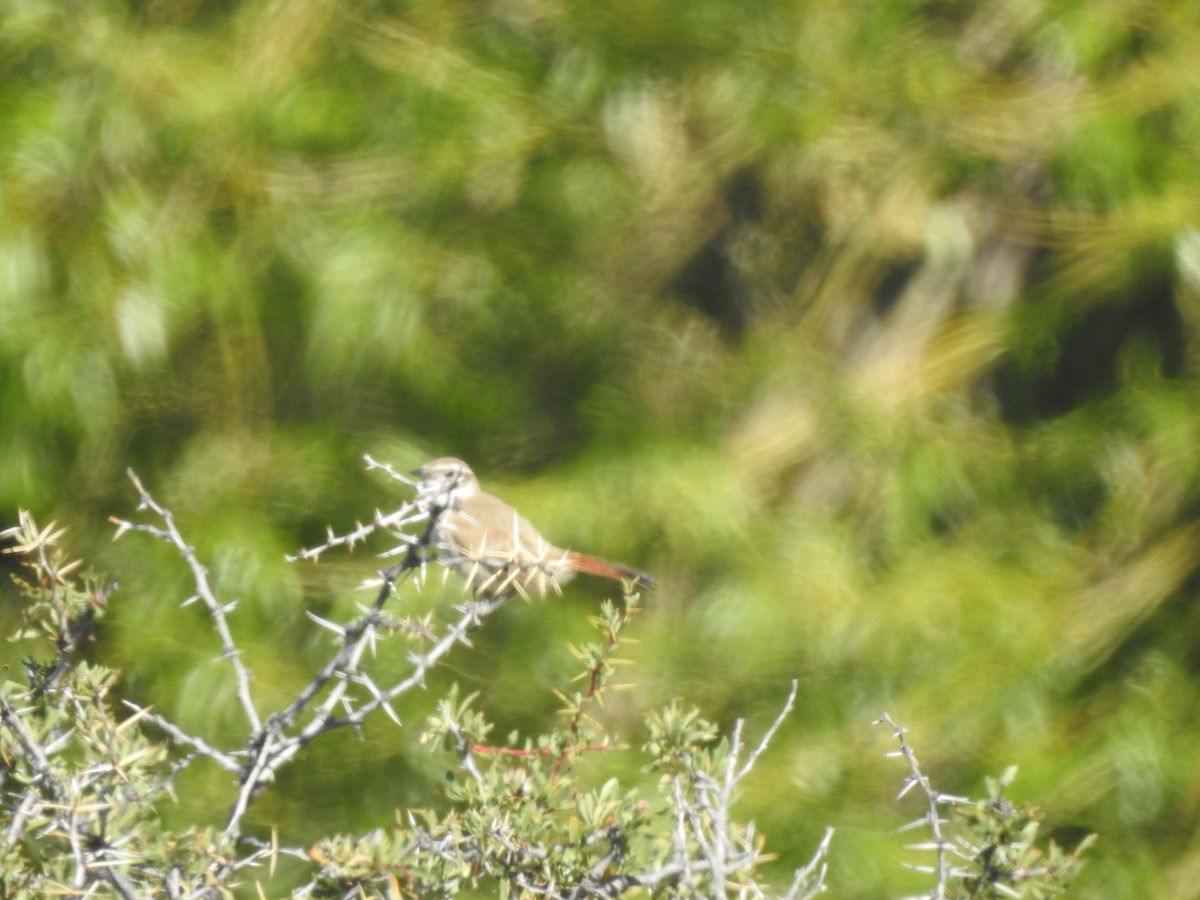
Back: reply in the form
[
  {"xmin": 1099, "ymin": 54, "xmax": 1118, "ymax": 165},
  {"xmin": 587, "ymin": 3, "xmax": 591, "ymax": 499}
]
[{"xmin": 412, "ymin": 457, "xmax": 479, "ymax": 507}]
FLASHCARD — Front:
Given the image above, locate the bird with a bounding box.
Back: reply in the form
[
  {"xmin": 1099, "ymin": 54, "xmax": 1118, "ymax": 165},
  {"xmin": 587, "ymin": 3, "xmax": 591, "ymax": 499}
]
[{"xmin": 410, "ymin": 457, "xmax": 654, "ymax": 599}]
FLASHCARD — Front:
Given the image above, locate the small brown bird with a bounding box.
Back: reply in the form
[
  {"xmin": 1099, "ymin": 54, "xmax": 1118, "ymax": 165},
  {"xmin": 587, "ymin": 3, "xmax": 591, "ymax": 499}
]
[{"xmin": 412, "ymin": 457, "xmax": 654, "ymax": 599}]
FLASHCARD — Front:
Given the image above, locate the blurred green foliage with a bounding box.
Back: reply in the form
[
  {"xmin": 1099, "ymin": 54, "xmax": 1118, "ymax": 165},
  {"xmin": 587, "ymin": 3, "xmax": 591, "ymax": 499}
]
[{"xmin": 3, "ymin": 0, "xmax": 1200, "ymax": 894}]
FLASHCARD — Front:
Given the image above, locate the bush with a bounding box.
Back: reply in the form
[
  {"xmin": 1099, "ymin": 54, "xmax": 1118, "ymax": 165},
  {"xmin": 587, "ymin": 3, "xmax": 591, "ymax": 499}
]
[{"xmin": 0, "ymin": 465, "xmax": 1091, "ymax": 898}]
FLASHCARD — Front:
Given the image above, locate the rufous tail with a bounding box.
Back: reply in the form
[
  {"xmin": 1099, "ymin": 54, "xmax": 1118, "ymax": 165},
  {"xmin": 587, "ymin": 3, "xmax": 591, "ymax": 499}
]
[{"xmin": 564, "ymin": 551, "xmax": 655, "ymax": 589}]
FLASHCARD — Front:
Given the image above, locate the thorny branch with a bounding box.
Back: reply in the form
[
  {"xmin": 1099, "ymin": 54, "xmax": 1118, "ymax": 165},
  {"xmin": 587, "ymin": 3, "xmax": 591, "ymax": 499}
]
[
  {"xmin": 110, "ymin": 471, "xmax": 262, "ymax": 734},
  {"xmin": 660, "ymin": 681, "xmax": 830, "ymax": 900},
  {"xmin": 876, "ymin": 712, "xmax": 970, "ymax": 900},
  {"xmin": 877, "ymin": 713, "xmax": 1095, "ymax": 900},
  {"xmin": 109, "ymin": 462, "xmax": 511, "ymax": 839}
]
